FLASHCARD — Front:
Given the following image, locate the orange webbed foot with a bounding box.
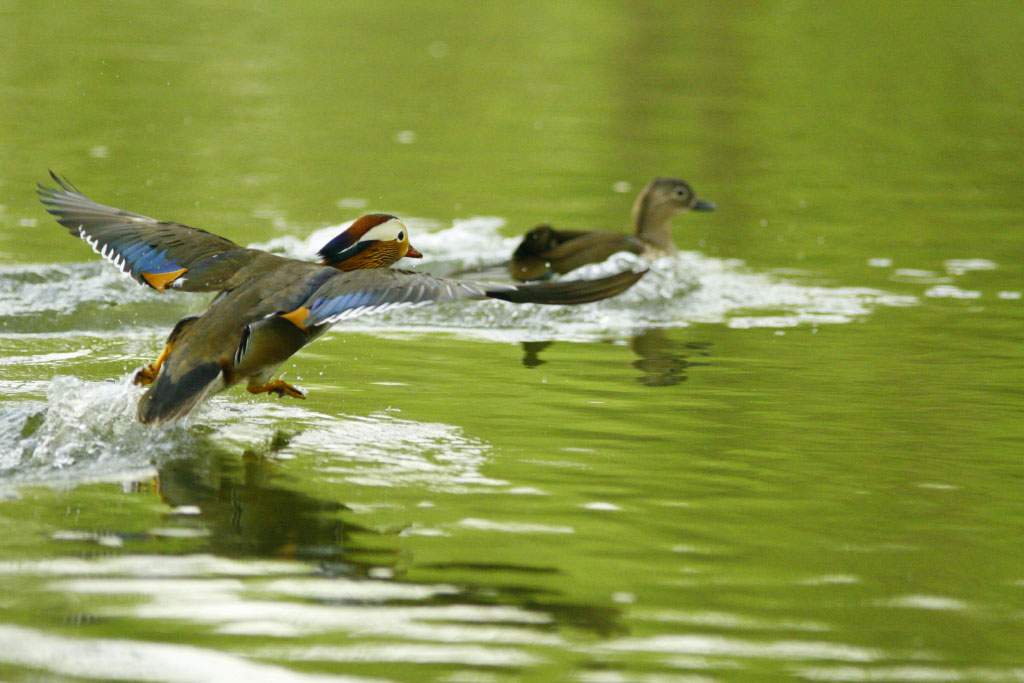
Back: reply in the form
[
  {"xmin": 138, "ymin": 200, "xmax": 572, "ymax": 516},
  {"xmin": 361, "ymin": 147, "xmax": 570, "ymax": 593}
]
[
  {"xmin": 247, "ymin": 379, "xmax": 306, "ymax": 400},
  {"xmin": 133, "ymin": 364, "xmax": 159, "ymax": 386},
  {"xmin": 134, "ymin": 343, "xmax": 172, "ymax": 387}
]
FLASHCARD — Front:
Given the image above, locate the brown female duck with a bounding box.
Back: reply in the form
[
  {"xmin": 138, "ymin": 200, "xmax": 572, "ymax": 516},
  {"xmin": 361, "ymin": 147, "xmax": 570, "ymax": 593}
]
[
  {"xmin": 509, "ymin": 177, "xmax": 714, "ymax": 281},
  {"xmin": 38, "ymin": 173, "xmax": 644, "ymax": 424}
]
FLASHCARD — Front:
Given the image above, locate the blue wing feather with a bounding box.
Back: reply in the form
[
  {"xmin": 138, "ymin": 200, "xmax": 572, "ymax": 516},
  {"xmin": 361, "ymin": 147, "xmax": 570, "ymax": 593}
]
[{"xmin": 39, "ymin": 172, "xmax": 244, "ymax": 292}]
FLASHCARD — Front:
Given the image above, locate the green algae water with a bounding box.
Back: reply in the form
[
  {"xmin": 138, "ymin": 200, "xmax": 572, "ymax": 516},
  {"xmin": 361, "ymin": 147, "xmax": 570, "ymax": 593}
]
[{"xmin": 2, "ymin": 2, "xmax": 1024, "ymax": 681}]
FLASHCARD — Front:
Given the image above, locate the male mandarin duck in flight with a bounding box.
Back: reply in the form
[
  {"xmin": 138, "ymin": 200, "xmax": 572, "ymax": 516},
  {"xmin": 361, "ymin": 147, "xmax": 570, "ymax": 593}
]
[
  {"xmin": 509, "ymin": 177, "xmax": 715, "ymax": 281},
  {"xmin": 38, "ymin": 172, "xmax": 645, "ymax": 424}
]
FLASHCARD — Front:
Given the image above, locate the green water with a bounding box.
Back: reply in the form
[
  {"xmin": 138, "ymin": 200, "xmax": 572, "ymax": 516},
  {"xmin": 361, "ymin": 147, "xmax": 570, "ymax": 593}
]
[{"xmin": 2, "ymin": 2, "xmax": 1024, "ymax": 681}]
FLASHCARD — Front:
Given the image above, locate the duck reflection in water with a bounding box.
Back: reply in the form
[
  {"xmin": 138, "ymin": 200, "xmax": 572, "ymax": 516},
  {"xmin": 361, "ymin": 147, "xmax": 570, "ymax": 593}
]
[
  {"xmin": 520, "ymin": 341, "xmax": 555, "ymax": 368},
  {"xmin": 521, "ymin": 328, "xmax": 711, "ymax": 386},
  {"xmin": 154, "ymin": 434, "xmax": 389, "ymax": 574},
  {"xmin": 630, "ymin": 328, "xmax": 712, "ymax": 386},
  {"xmin": 148, "ymin": 434, "xmax": 623, "ymax": 635}
]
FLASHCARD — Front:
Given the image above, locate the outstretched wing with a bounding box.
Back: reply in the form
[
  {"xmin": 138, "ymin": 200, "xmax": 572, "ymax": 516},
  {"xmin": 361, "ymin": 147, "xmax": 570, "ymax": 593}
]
[
  {"xmin": 38, "ymin": 171, "xmax": 250, "ymax": 292},
  {"xmin": 484, "ymin": 268, "xmax": 646, "ymax": 305},
  {"xmin": 280, "ymin": 268, "xmax": 646, "ymax": 329}
]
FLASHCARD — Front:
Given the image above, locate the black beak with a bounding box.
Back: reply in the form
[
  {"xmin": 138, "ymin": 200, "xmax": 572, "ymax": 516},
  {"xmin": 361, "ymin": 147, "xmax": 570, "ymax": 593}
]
[{"xmin": 692, "ymin": 198, "xmax": 716, "ymax": 212}]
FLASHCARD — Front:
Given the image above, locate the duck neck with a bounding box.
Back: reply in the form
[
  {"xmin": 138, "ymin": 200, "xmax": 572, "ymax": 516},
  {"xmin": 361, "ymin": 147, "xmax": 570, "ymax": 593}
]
[{"xmin": 631, "ymin": 193, "xmax": 677, "ymax": 252}]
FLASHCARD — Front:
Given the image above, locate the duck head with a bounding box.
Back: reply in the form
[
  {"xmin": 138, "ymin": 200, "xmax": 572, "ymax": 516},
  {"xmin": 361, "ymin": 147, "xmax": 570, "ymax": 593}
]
[
  {"xmin": 632, "ymin": 177, "xmax": 715, "ymax": 251},
  {"xmin": 513, "ymin": 225, "xmax": 558, "ymax": 258},
  {"xmin": 317, "ymin": 213, "xmax": 423, "ymax": 271},
  {"xmin": 508, "ymin": 225, "xmax": 560, "ymax": 280}
]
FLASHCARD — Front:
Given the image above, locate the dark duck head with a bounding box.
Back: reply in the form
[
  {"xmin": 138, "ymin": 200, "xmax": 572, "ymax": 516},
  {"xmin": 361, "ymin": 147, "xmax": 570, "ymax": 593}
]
[{"xmin": 317, "ymin": 214, "xmax": 422, "ymax": 271}]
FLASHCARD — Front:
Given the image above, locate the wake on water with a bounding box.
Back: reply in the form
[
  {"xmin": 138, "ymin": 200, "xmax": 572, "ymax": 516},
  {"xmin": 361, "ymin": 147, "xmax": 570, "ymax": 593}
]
[
  {"xmin": 3, "ymin": 215, "xmax": 926, "ymax": 484},
  {"xmin": 0, "ymin": 216, "xmax": 919, "ymax": 342},
  {"xmin": 0, "ymin": 373, "xmax": 497, "ymax": 493},
  {"xmin": 251, "ymin": 216, "xmax": 918, "ymax": 342}
]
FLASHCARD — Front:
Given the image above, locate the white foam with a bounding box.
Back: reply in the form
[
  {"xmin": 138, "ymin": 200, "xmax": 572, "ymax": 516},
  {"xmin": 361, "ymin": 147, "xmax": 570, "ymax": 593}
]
[
  {"xmin": 201, "ymin": 401, "xmax": 500, "ymax": 493},
  {"xmin": 251, "ymin": 217, "xmax": 914, "ymax": 342},
  {"xmin": 945, "ymin": 258, "xmax": 997, "ymax": 274},
  {"xmin": 924, "ymin": 285, "xmax": 982, "ymax": 299},
  {"xmin": 4, "ymin": 217, "xmax": 916, "ymax": 345},
  {"xmin": 0, "ymin": 374, "xmax": 170, "ymax": 485},
  {"xmin": 0, "ymin": 371, "xmax": 504, "ymax": 493},
  {"xmin": 0, "ymin": 262, "xmax": 162, "ymax": 317}
]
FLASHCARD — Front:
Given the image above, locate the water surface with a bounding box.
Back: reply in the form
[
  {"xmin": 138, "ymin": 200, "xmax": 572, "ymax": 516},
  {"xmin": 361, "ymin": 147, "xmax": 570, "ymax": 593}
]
[{"xmin": 2, "ymin": 2, "xmax": 1023, "ymax": 681}]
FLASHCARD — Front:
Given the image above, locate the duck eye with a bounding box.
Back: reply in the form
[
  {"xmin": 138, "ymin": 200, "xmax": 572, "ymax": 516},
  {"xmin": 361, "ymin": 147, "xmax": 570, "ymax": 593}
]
[
  {"xmin": 397, "ymin": 231, "xmax": 405, "ymax": 241},
  {"xmin": 674, "ymin": 187, "xmax": 688, "ymax": 198}
]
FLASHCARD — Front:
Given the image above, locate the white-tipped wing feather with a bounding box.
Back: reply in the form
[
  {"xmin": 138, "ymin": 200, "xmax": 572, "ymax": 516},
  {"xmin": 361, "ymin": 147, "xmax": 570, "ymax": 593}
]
[
  {"xmin": 301, "ymin": 269, "xmax": 495, "ymax": 327},
  {"xmin": 38, "ymin": 172, "xmax": 249, "ymax": 291},
  {"xmin": 295, "ymin": 268, "xmax": 646, "ymax": 328}
]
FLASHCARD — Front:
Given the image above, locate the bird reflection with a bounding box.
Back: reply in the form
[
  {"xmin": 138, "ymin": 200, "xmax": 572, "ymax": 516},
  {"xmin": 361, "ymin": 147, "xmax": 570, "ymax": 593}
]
[
  {"xmin": 520, "ymin": 341, "xmax": 555, "ymax": 367},
  {"xmin": 520, "ymin": 328, "xmax": 711, "ymax": 385},
  {"xmin": 630, "ymin": 328, "xmax": 711, "ymax": 386},
  {"xmin": 153, "ymin": 432, "xmax": 391, "ymax": 574},
  {"xmin": 142, "ymin": 433, "xmax": 625, "ymax": 636},
  {"xmin": 415, "ymin": 561, "xmax": 625, "ymax": 637}
]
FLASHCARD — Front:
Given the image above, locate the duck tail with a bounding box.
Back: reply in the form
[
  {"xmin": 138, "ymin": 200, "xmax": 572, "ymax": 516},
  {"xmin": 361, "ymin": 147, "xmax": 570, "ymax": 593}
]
[
  {"xmin": 136, "ymin": 361, "xmax": 223, "ymax": 425},
  {"xmin": 486, "ymin": 269, "xmax": 647, "ymax": 305}
]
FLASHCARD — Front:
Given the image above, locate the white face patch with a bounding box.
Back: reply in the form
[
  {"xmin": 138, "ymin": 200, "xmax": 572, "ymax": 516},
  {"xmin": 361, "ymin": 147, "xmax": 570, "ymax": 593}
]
[{"xmin": 359, "ymin": 218, "xmax": 407, "ymax": 243}]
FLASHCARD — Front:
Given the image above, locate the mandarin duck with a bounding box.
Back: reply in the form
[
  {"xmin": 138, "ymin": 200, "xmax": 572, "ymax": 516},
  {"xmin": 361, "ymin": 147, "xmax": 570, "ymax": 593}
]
[
  {"xmin": 38, "ymin": 172, "xmax": 645, "ymax": 424},
  {"xmin": 509, "ymin": 177, "xmax": 715, "ymax": 281}
]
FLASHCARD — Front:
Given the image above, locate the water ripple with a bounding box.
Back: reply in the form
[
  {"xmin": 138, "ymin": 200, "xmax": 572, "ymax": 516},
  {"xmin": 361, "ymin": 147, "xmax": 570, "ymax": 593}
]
[
  {"xmin": 0, "ymin": 624, "xmax": 375, "ymax": 683},
  {"xmin": 253, "ymin": 217, "xmax": 917, "ymax": 340},
  {"xmin": 0, "ymin": 374, "xmax": 167, "ymax": 483},
  {"xmin": 0, "ymin": 374, "xmax": 497, "ymax": 493},
  {"xmin": 3, "ymin": 217, "xmax": 918, "ymax": 347}
]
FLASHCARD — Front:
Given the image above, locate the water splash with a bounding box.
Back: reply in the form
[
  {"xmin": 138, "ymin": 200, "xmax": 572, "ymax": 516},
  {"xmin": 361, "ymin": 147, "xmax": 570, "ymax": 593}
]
[
  {"xmin": 6, "ymin": 216, "xmax": 918, "ymax": 344},
  {"xmin": 256, "ymin": 217, "xmax": 916, "ymax": 341},
  {"xmin": 0, "ymin": 262, "xmax": 204, "ymax": 336},
  {"xmin": 0, "ymin": 374, "xmax": 171, "ymax": 485},
  {"xmin": 1, "ymin": 374, "xmax": 496, "ymax": 493},
  {"xmin": 0, "ymin": 262, "xmax": 158, "ymax": 317},
  {"xmin": 201, "ymin": 401, "xmax": 499, "ymax": 493}
]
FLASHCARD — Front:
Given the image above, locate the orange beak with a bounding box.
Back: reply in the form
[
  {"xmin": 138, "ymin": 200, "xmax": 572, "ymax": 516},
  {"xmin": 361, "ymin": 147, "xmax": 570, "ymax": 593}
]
[{"xmin": 405, "ymin": 244, "xmax": 423, "ymax": 259}]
